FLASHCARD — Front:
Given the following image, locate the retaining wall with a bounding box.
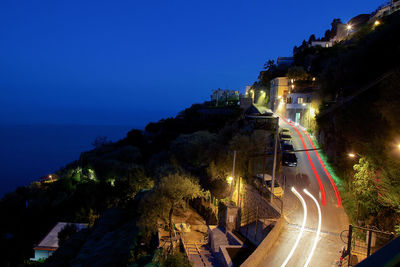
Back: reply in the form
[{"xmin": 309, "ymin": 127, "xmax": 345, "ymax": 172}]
[{"xmin": 240, "ymin": 216, "xmax": 286, "ymax": 267}]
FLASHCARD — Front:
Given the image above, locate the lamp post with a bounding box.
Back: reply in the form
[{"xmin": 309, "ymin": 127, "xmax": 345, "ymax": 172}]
[
  {"xmin": 230, "ymin": 150, "xmax": 237, "ymax": 201},
  {"xmin": 271, "ymin": 117, "xmax": 279, "ymax": 202}
]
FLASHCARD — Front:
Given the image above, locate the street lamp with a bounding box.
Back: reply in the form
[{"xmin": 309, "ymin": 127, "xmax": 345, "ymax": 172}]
[
  {"xmin": 346, "ymin": 24, "xmax": 352, "ymax": 30},
  {"xmin": 348, "ymin": 153, "xmax": 356, "ymax": 158},
  {"xmin": 374, "ymin": 20, "xmax": 380, "ymax": 26}
]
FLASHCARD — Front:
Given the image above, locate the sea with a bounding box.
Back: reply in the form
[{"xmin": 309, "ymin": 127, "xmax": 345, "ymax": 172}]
[{"xmin": 0, "ymin": 124, "xmax": 137, "ymax": 198}]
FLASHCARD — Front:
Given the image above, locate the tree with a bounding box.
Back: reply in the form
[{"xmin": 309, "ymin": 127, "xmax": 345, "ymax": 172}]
[
  {"xmin": 308, "ymin": 34, "xmax": 316, "ymax": 44},
  {"xmin": 158, "ymin": 174, "xmax": 203, "ymax": 239},
  {"xmin": 58, "ymin": 224, "xmax": 77, "ymax": 246},
  {"xmin": 287, "ymin": 66, "xmax": 309, "ymax": 81},
  {"xmin": 323, "ymin": 29, "xmax": 332, "ymax": 41},
  {"xmin": 264, "ymin": 59, "xmax": 275, "ymax": 71},
  {"xmin": 353, "ymin": 158, "xmax": 381, "ymax": 216},
  {"xmin": 139, "ymin": 173, "xmax": 204, "ymax": 250}
]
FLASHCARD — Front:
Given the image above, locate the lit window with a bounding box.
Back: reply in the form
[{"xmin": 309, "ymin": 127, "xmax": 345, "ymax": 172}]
[{"xmin": 298, "ymin": 98, "xmax": 303, "ymax": 104}]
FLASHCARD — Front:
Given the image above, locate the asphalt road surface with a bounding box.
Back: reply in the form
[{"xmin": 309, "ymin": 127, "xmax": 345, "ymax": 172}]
[{"xmin": 260, "ymin": 117, "xmax": 349, "ymax": 267}]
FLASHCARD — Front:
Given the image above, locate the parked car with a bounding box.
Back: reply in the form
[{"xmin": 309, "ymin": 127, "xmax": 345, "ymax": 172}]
[
  {"xmin": 281, "ymin": 142, "xmax": 294, "ymax": 152},
  {"xmin": 280, "ymin": 127, "xmax": 290, "ymax": 136},
  {"xmin": 255, "ymin": 174, "xmax": 284, "ymax": 197},
  {"xmin": 280, "ymin": 133, "xmax": 292, "ymax": 140},
  {"xmin": 265, "ymin": 180, "xmax": 284, "ymax": 198},
  {"xmin": 282, "ymin": 152, "xmax": 297, "ymax": 167}
]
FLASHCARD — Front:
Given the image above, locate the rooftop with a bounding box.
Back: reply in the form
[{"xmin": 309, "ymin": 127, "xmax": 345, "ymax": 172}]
[{"xmin": 34, "ymin": 222, "xmax": 88, "ymax": 250}]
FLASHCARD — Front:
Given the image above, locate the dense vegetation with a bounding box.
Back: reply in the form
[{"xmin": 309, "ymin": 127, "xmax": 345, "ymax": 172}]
[{"xmin": 0, "ymin": 102, "xmax": 271, "ymax": 266}]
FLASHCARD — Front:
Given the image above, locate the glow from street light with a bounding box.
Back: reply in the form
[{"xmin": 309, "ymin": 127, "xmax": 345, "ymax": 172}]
[
  {"xmin": 281, "ymin": 187, "xmax": 307, "ymax": 267},
  {"xmin": 303, "ymin": 189, "xmax": 322, "ymax": 267},
  {"xmin": 374, "ymin": 20, "xmax": 380, "ymax": 26},
  {"xmin": 310, "ymin": 107, "xmax": 316, "ymax": 117},
  {"xmin": 228, "ymin": 176, "xmax": 233, "ymax": 183},
  {"xmin": 348, "ymin": 153, "xmax": 356, "ymax": 158},
  {"xmin": 302, "ymin": 103, "xmax": 306, "ymax": 106},
  {"xmin": 346, "ymin": 24, "xmax": 352, "ymax": 30},
  {"xmin": 397, "ymin": 144, "xmax": 400, "ymax": 150}
]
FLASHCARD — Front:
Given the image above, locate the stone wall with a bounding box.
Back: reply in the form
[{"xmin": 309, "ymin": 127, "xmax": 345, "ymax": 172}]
[{"xmin": 242, "ymin": 184, "xmax": 280, "ymax": 220}]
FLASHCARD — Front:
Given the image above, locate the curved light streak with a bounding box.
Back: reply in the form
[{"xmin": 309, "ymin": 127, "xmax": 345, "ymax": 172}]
[
  {"xmin": 303, "ymin": 189, "xmax": 322, "ymax": 267},
  {"xmin": 281, "ymin": 187, "xmax": 307, "ymax": 267}
]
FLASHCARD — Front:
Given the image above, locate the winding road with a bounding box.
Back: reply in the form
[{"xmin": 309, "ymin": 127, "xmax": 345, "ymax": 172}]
[{"xmin": 260, "ymin": 117, "xmax": 349, "ymax": 267}]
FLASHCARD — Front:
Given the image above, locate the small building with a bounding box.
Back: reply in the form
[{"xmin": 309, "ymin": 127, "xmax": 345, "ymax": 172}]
[
  {"xmin": 371, "ymin": 0, "xmax": 400, "ymax": 20},
  {"xmin": 31, "ymin": 222, "xmax": 87, "ymax": 261},
  {"xmin": 270, "ymin": 77, "xmax": 289, "ymax": 111},
  {"xmin": 285, "ymin": 88, "xmax": 313, "ymax": 125},
  {"xmin": 310, "ymin": 41, "xmax": 333, "ymax": 48}
]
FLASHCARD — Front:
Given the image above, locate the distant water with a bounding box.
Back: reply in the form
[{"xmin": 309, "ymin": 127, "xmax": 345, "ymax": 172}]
[{"xmin": 0, "ymin": 124, "xmax": 137, "ymax": 198}]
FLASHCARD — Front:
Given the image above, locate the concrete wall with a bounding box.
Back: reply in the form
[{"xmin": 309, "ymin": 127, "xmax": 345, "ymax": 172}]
[
  {"xmin": 240, "ymin": 216, "xmax": 286, "ymax": 267},
  {"xmin": 219, "ymin": 232, "xmax": 245, "ymax": 267}
]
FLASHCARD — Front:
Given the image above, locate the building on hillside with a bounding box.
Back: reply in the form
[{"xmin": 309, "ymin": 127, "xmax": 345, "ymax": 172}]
[
  {"xmin": 285, "ymin": 88, "xmax": 313, "ymax": 126},
  {"xmin": 270, "ymin": 77, "xmax": 289, "ymax": 111},
  {"xmin": 31, "ymin": 222, "xmax": 87, "ymax": 261},
  {"xmin": 210, "ymin": 89, "xmax": 239, "ymax": 105},
  {"xmin": 332, "ymin": 14, "xmax": 371, "ymax": 42},
  {"xmin": 310, "ymin": 41, "xmax": 333, "ymax": 48},
  {"xmin": 371, "ymin": 0, "xmax": 400, "ymax": 20}
]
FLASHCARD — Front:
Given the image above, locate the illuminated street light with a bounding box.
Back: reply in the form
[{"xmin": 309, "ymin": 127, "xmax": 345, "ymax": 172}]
[
  {"xmin": 346, "ymin": 24, "xmax": 352, "ymax": 30},
  {"xmin": 374, "ymin": 20, "xmax": 380, "ymax": 26},
  {"xmin": 302, "ymin": 103, "xmax": 306, "ymax": 106},
  {"xmin": 228, "ymin": 176, "xmax": 233, "ymax": 183},
  {"xmin": 348, "ymin": 153, "xmax": 356, "ymax": 158},
  {"xmin": 398, "ymin": 144, "xmax": 400, "ymax": 150},
  {"xmin": 310, "ymin": 107, "xmax": 315, "ymax": 117}
]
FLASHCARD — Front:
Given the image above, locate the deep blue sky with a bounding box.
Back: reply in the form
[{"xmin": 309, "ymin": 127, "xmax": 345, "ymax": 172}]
[{"xmin": 0, "ymin": 0, "xmax": 384, "ymax": 127}]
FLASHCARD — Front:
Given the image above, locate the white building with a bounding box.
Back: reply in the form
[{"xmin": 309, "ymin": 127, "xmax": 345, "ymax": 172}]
[
  {"xmin": 31, "ymin": 222, "xmax": 87, "ymax": 261},
  {"xmin": 310, "ymin": 41, "xmax": 333, "ymax": 48},
  {"xmin": 285, "ymin": 89, "xmax": 313, "ymax": 125},
  {"xmin": 270, "ymin": 77, "xmax": 289, "ymax": 111}
]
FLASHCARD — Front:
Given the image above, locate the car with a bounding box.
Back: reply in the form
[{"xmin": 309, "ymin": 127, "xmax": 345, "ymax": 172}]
[
  {"xmin": 256, "ymin": 174, "xmax": 284, "ymax": 197},
  {"xmin": 280, "ymin": 128, "xmax": 290, "ymax": 135},
  {"xmin": 280, "ymin": 133, "xmax": 292, "ymax": 140},
  {"xmin": 256, "ymin": 173, "xmax": 272, "ymax": 180},
  {"xmin": 265, "ymin": 180, "xmax": 284, "ymax": 197},
  {"xmin": 281, "ymin": 142, "xmax": 294, "ymax": 152},
  {"xmin": 282, "ymin": 152, "xmax": 297, "ymax": 167}
]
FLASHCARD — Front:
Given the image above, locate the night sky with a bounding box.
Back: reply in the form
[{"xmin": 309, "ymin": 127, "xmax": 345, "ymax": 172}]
[{"xmin": 0, "ymin": 0, "xmax": 384, "ymax": 126}]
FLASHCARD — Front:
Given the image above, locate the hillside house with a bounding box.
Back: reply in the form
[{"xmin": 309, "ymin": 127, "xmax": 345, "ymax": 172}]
[{"xmin": 31, "ymin": 222, "xmax": 87, "ymax": 261}]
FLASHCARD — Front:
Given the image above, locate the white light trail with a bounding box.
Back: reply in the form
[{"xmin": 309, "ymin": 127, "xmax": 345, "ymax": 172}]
[
  {"xmin": 281, "ymin": 187, "xmax": 307, "ymax": 267},
  {"xmin": 303, "ymin": 189, "xmax": 322, "ymax": 267}
]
